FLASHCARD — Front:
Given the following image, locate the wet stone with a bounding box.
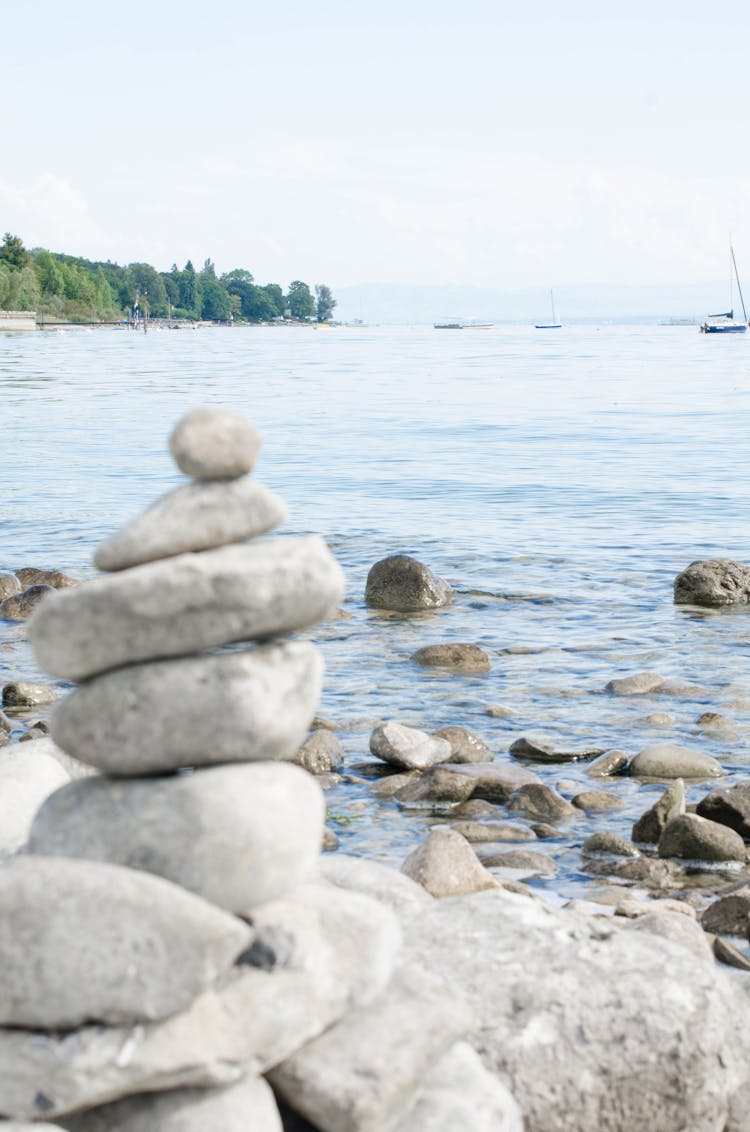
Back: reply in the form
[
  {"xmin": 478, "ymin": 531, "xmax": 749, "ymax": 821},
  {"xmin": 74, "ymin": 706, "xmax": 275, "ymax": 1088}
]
[
  {"xmin": 0, "ymin": 573, "xmax": 21, "ymax": 601},
  {"xmin": 293, "ymin": 730, "xmax": 345, "ymax": 776},
  {"xmin": 509, "ymin": 735, "xmax": 604, "ymax": 764},
  {"xmin": 485, "ymin": 704, "xmax": 514, "ymax": 718},
  {"xmin": 394, "ymin": 767, "xmax": 476, "ymax": 807},
  {"xmin": 695, "ymin": 711, "xmax": 735, "ymax": 732},
  {"xmin": 2, "ymin": 683, "xmax": 57, "ymax": 708},
  {"xmin": 713, "ymin": 936, "xmax": 750, "ymax": 971},
  {"xmin": 507, "ymin": 783, "xmax": 577, "ymax": 822},
  {"xmin": 632, "ymin": 780, "xmax": 686, "ymax": 844},
  {"xmin": 674, "ymin": 557, "xmax": 750, "ymax": 607},
  {"xmin": 696, "ymin": 783, "xmax": 750, "ymax": 840},
  {"xmin": 15, "ymin": 568, "xmax": 78, "ymax": 590},
  {"xmin": 605, "ymin": 672, "xmax": 665, "ymax": 696},
  {"xmin": 572, "ymin": 790, "xmax": 624, "ymax": 812},
  {"xmin": 453, "ymin": 798, "xmax": 499, "ymax": 818},
  {"xmin": 430, "ymin": 725, "xmax": 491, "ymax": 763},
  {"xmin": 451, "ymin": 820, "xmax": 537, "ymax": 844},
  {"xmin": 369, "ymin": 771, "xmax": 420, "ymax": 799},
  {"xmin": 1, "ymin": 585, "xmax": 54, "ymax": 621},
  {"xmin": 645, "ymin": 712, "xmax": 675, "ymax": 727},
  {"xmin": 658, "ymin": 813, "xmax": 747, "ymax": 863},
  {"xmin": 582, "ymin": 832, "xmax": 641, "ymax": 858},
  {"xmin": 412, "ymin": 643, "xmax": 490, "ymax": 672},
  {"xmin": 702, "ymin": 889, "xmax": 750, "ymax": 936},
  {"xmin": 585, "ymin": 857, "xmax": 680, "ymax": 888},
  {"xmin": 628, "ymin": 744, "xmax": 723, "ymax": 781},
  {"xmin": 420, "ymin": 761, "xmax": 540, "ymax": 803},
  {"xmin": 369, "ymin": 722, "xmax": 450, "ymax": 771},
  {"xmin": 585, "ymin": 749, "xmax": 628, "ymax": 777},
  {"xmin": 365, "ymin": 555, "xmax": 451, "ymax": 612},
  {"xmin": 480, "ymin": 848, "xmax": 556, "ymax": 875}
]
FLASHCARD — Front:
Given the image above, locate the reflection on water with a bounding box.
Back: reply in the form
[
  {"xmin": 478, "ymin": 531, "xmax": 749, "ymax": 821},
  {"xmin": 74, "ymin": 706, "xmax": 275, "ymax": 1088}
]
[{"xmin": 2, "ymin": 323, "xmax": 750, "ymax": 900}]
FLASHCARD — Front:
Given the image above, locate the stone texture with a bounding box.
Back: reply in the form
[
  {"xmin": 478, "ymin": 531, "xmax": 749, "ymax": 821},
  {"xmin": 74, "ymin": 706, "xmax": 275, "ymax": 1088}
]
[
  {"xmin": 61, "ymin": 1077, "xmax": 281, "ymax": 1132},
  {"xmin": 15, "ymin": 569, "xmax": 78, "ymax": 590},
  {"xmin": 430, "ymin": 725, "xmax": 491, "ymax": 763},
  {"xmin": 401, "ymin": 827, "xmax": 498, "ymax": 896},
  {"xmin": 585, "ymin": 749, "xmax": 628, "ymax": 777},
  {"xmin": 168, "ymin": 407, "xmax": 261, "ymax": 480},
  {"xmin": 509, "ymin": 735, "xmax": 604, "ymax": 764},
  {"xmin": 480, "ymin": 848, "xmax": 556, "ymax": 875},
  {"xmin": 452, "ymin": 820, "xmax": 536, "ymax": 844},
  {"xmin": 369, "ymin": 722, "xmax": 450, "ymax": 771},
  {"xmin": 674, "ymin": 558, "xmax": 750, "ymax": 607},
  {"xmin": 632, "ymin": 779, "xmax": 686, "ymax": 843},
  {"xmin": 393, "ymin": 766, "xmax": 476, "ymax": 808},
  {"xmin": 293, "ymin": 729, "xmax": 344, "ymax": 775},
  {"xmin": 51, "ymin": 641, "xmax": 323, "ymax": 773},
  {"xmin": 702, "ymin": 890, "xmax": 750, "ymax": 935},
  {"xmin": 605, "ymin": 672, "xmax": 666, "ymax": 695},
  {"xmin": 94, "ymin": 479, "xmax": 287, "ymax": 571},
  {"xmin": 316, "ymin": 854, "xmax": 434, "ymax": 916},
  {"xmin": 411, "ymin": 643, "xmax": 490, "ymax": 672},
  {"xmin": 507, "ymin": 783, "xmax": 577, "ymax": 822},
  {"xmin": 364, "ymin": 555, "xmax": 451, "ymax": 611},
  {"xmin": 0, "ymin": 748, "xmax": 70, "ymax": 853},
  {"xmin": 399, "ymin": 885, "xmax": 747, "ymax": 1132},
  {"xmin": 0, "ymin": 573, "xmax": 21, "ymax": 601},
  {"xmin": 269, "ymin": 966, "xmax": 474, "ymax": 1132},
  {"xmin": 625, "ymin": 910, "xmax": 713, "ymax": 961},
  {"xmin": 28, "ymin": 763, "xmax": 323, "ymax": 913},
  {"xmin": 697, "ymin": 783, "xmax": 750, "ymax": 839},
  {"xmin": 572, "ymin": 789, "xmax": 623, "ymax": 811},
  {"xmin": 713, "ymin": 937, "xmax": 750, "ymax": 971},
  {"xmin": 0, "ymin": 886, "xmax": 399, "ymax": 1119},
  {"xmin": 658, "ymin": 813, "xmax": 747, "ymax": 862},
  {"xmin": 582, "ymin": 832, "xmax": 641, "ymax": 858},
  {"xmin": 2, "ymin": 682, "xmax": 57, "ymax": 708},
  {"xmin": 28, "ymin": 535, "xmax": 345, "ymax": 682},
  {"xmin": 628, "ymin": 743, "xmax": 723, "ymax": 780},
  {"xmin": 391, "ymin": 1041, "xmax": 523, "ymax": 1132},
  {"xmin": 0, "ymin": 857, "xmax": 252, "ymax": 1028},
  {"xmin": 409, "ymin": 761, "xmax": 540, "ymax": 803},
  {"xmin": 1, "ymin": 585, "xmax": 54, "ymax": 620}
]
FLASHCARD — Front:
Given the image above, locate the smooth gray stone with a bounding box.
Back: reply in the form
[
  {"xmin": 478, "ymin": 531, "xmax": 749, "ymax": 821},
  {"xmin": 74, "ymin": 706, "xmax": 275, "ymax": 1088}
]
[
  {"xmin": 29, "ymin": 536, "xmax": 345, "ymax": 681},
  {"xmin": 507, "ymin": 783, "xmax": 576, "ymax": 822},
  {"xmin": 269, "ymin": 966, "xmax": 475, "ymax": 1132},
  {"xmin": 60, "ymin": 1077, "xmax": 281, "ymax": 1132},
  {"xmin": 0, "ymin": 748, "xmax": 70, "ymax": 854},
  {"xmin": 51, "ymin": 641, "xmax": 323, "ymax": 774},
  {"xmin": 605, "ymin": 672, "xmax": 666, "ymax": 695},
  {"xmin": 0, "ymin": 857, "xmax": 251, "ymax": 1029},
  {"xmin": 628, "ymin": 743, "xmax": 723, "ymax": 780},
  {"xmin": 169, "ymin": 407, "xmax": 261, "ymax": 480},
  {"xmin": 392, "ymin": 1042, "xmax": 523, "ymax": 1132},
  {"xmin": 0, "ymin": 886, "xmax": 400, "ymax": 1119},
  {"xmin": 658, "ymin": 813, "xmax": 747, "ymax": 863},
  {"xmin": 94, "ymin": 478, "xmax": 287, "ymax": 571},
  {"xmin": 697, "ymin": 783, "xmax": 750, "ymax": 839},
  {"xmin": 401, "ymin": 827, "xmax": 498, "ymax": 897},
  {"xmin": 369, "ymin": 722, "xmax": 451, "ymax": 771},
  {"xmin": 411, "ymin": 643, "xmax": 490, "ymax": 672},
  {"xmin": 399, "ymin": 886, "xmax": 748, "ymax": 1132},
  {"xmin": 28, "ymin": 763, "xmax": 324, "ymax": 912},
  {"xmin": 702, "ymin": 889, "xmax": 750, "ymax": 936},
  {"xmin": 632, "ymin": 779, "xmax": 686, "ymax": 843}
]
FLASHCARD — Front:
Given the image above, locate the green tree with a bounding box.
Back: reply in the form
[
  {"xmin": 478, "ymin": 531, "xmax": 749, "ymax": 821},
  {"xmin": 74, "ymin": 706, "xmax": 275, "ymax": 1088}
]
[
  {"xmin": 286, "ymin": 280, "xmax": 314, "ymax": 321},
  {"xmin": 34, "ymin": 250, "xmax": 65, "ymax": 296},
  {"xmin": 127, "ymin": 263, "xmax": 168, "ymax": 316},
  {"xmin": 201, "ymin": 277, "xmax": 231, "ymax": 320},
  {"xmin": 0, "ymin": 232, "xmax": 30, "ymax": 269},
  {"xmin": 179, "ymin": 260, "xmax": 203, "ymax": 319},
  {"xmin": 315, "ymin": 284, "xmax": 336, "ymax": 323},
  {"xmin": 262, "ymin": 283, "xmax": 285, "ymax": 318}
]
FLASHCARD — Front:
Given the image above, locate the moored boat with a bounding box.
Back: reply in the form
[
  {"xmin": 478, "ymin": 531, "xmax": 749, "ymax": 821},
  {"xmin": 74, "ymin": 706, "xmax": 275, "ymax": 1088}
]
[{"xmin": 700, "ymin": 244, "xmax": 748, "ymax": 333}]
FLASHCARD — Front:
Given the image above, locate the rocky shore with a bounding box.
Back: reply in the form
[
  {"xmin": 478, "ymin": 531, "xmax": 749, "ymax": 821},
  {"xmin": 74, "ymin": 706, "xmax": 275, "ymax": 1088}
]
[{"xmin": 1, "ymin": 410, "xmax": 749, "ymax": 1129}]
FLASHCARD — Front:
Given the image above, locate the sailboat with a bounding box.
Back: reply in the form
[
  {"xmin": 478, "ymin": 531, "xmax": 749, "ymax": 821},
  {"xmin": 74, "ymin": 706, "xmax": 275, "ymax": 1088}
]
[
  {"xmin": 535, "ymin": 289, "xmax": 562, "ymax": 329},
  {"xmin": 700, "ymin": 243, "xmax": 748, "ymax": 333}
]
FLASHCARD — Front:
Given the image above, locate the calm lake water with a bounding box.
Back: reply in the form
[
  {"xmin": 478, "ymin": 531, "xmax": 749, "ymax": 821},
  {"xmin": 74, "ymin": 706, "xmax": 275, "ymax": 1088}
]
[{"xmin": 2, "ymin": 322, "xmax": 750, "ymax": 901}]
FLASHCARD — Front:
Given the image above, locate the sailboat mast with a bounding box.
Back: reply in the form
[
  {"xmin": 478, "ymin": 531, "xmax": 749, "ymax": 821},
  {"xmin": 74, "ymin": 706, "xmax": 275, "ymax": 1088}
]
[{"xmin": 731, "ymin": 243, "xmax": 748, "ymax": 323}]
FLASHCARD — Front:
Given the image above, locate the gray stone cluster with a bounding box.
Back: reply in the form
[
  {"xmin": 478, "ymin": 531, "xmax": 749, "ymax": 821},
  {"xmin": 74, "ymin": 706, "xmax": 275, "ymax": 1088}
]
[{"xmin": 0, "ymin": 408, "xmax": 515, "ymax": 1131}]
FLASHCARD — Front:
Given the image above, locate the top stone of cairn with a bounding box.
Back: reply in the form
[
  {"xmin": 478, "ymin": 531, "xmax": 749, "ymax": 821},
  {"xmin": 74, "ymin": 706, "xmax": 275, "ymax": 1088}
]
[{"xmin": 169, "ymin": 406, "xmax": 261, "ymax": 480}]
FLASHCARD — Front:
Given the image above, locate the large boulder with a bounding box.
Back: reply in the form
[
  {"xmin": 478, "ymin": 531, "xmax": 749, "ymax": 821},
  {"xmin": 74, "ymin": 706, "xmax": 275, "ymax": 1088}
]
[
  {"xmin": 365, "ymin": 555, "xmax": 451, "ymax": 612},
  {"xmin": 28, "ymin": 536, "xmax": 345, "ymax": 681},
  {"xmin": 50, "ymin": 641, "xmax": 323, "ymax": 774},
  {"xmin": 697, "ymin": 783, "xmax": 750, "ymax": 839},
  {"xmin": 0, "ymin": 857, "xmax": 251, "ymax": 1029},
  {"xmin": 674, "ymin": 558, "xmax": 750, "ymax": 607},
  {"xmin": 28, "ymin": 762, "xmax": 324, "ymax": 912},
  {"xmin": 94, "ymin": 479, "xmax": 287, "ymax": 571}
]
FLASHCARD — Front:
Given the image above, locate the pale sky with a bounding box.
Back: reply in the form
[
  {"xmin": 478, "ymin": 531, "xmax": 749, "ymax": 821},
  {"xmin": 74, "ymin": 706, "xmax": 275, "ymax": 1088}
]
[{"xmin": 3, "ymin": 0, "xmax": 750, "ymax": 289}]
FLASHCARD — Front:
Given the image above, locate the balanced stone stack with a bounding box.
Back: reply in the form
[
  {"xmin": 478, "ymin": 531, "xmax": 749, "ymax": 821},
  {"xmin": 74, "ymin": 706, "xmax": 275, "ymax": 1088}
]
[{"xmin": 0, "ymin": 408, "xmax": 486, "ymax": 1131}]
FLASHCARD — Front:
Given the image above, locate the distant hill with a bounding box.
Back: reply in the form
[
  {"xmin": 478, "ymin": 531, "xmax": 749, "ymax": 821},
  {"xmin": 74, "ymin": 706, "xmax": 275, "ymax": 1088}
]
[{"xmin": 333, "ymin": 281, "xmax": 734, "ymax": 325}]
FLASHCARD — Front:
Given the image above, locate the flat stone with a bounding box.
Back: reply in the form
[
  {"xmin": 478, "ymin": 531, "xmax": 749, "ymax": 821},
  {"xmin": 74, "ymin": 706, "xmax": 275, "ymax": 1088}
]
[
  {"xmin": 702, "ymin": 890, "xmax": 750, "ymax": 935},
  {"xmin": 401, "ymin": 827, "xmax": 498, "ymax": 896},
  {"xmin": 28, "ymin": 762, "xmax": 323, "ymax": 913},
  {"xmin": 632, "ymin": 780, "xmax": 686, "ymax": 843},
  {"xmin": 713, "ymin": 937, "xmax": 750, "ymax": 971},
  {"xmin": 1, "ymin": 585, "xmax": 54, "ymax": 621},
  {"xmin": 628, "ymin": 744, "xmax": 723, "ymax": 780},
  {"xmin": 507, "ymin": 783, "xmax": 577, "ymax": 822},
  {"xmin": 697, "ymin": 783, "xmax": 750, "ymax": 839},
  {"xmin": 369, "ymin": 722, "xmax": 450, "ymax": 771},
  {"xmin": 659, "ymin": 814, "xmax": 747, "ymax": 863},
  {"xmin": 94, "ymin": 479, "xmax": 287, "ymax": 571},
  {"xmin": 391, "ymin": 1041, "xmax": 523, "ymax": 1132},
  {"xmin": 51, "ymin": 641, "xmax": 323, "ymax": 773},
  {"xmin": 605, "ymin": 672, "xmax": 666, "ymax": 695},
  {"xmin": 585, "ymin": 749, "xmax": 629, "ymax": 777},
  {"xmin": 0, "ymin": 748, "xmax": 70, "ymax": 853},
  {"xmin": 365, "ymin": 555, "xmax": 451, "ymax": 612},
  {"xmin": 0, "ymin": 856, "xmax": 251, "ymax": 1028},
  {"xmin": 450, "ymin": 820, "xmax": 536, "ymax": 844},
  {"xmin": 15, "ymin": 569, "xmax": 78, "ymax": 589},
  {"xmin": 585, "ymin": 857, "xmax": 680, "ymax": 888},
  {"xmin": 411, "ymin": 643, "xmax": 490, "ymax": 672},
  {"xmin": 0, "ymin": 886, "xmax": 399, "ymax": 1120},
  {"xmin": 572, "ymin": 789, "xmax": 624, "ymax": 812},
  {"xmin": 430, "ymin": 725, "xmax": 491, "ymax": 763},
  {"xmin": 0, "ymin": 573, "xmax": 21, "ymax": 601},
  {"xmin": 582, "ymin": 832, "xmax": 641, "ymax": 858},
  {"xmin": 2, "ymin": 682, "xmax": 57, "ymax": 708},
  {"xmin": 394, "ymin": 767, "xmax": 476, "ymax": 807},
  {"xmin": 370, "ymin": 771, "xmax": 420, "ymax": 799},
  {"xmin": 419, "ymin": 761, "xmax": 540, "ymax": 803},
  {"xmin": 480, "ymin": 848, "xmax": 556, "ymax": 875},
  {"xmin": 486, "ymin": 704, "xmax": 515, "ymax": 718},
  {"xmin": 169, "ymin": 407, "xmax": 261, "ymax": 480},
  {"xmin": 509, "ymin": 735, "xmax": 604, "ymax": 764},
  {"xmin": 674, "ymin": 558, "xmax": 750, "ymax": 607},
  {"xmin": 453, "ymin": 798, "xmax": 499, "ymax": 817},
  {"xmin": 269, "ymin": 967, "xmax": 474, "ymax": 1132},
  {"xmin": 29, "ymin": 536, "xmax": 345, "ymax": 682},
  {"xmin": 293, "ymin": 729, "xmax": 344, "ymax": 775},
  {"xmin": 61, "ymin": 1077, "xmax": 281, "ymax": 1132}
]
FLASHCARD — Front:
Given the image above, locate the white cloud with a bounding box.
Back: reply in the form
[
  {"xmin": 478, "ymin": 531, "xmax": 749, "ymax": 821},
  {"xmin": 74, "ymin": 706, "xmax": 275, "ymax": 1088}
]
[{"xmin": 0, "ymin": 174, "xmax": 103, "ymax": 253}]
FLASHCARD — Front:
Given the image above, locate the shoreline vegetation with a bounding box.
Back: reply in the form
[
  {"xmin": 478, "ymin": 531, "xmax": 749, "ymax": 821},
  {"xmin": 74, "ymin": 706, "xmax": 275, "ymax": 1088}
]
[{"xmin": 0, "ymin": 232, "xmax": 337, "ymax": 327}]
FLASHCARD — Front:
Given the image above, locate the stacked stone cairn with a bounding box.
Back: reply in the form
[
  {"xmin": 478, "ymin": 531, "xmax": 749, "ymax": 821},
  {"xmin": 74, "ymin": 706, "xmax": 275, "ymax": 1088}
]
[{"xmin": 0, "ymin": 407, "xmax": 498, "ymax": 1132}]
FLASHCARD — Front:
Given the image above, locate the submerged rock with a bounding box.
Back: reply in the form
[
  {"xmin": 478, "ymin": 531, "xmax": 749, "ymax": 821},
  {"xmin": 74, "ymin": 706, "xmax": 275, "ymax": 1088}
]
[
  {"xmin": 15, "ymin": 568, "xmax": 78, "ymax": 590},
  {"xmin": 364, "ymin": 555, "xmax": 451, "ymax": 612},
  {"xmin": 412, "ymin": 643, "xmax": 490, "ymax": 672},
  {"xmin": 507, "ymin": 783, "xmax": 577, "ymax": 822},
  {"xmin": 605, "ymin": 672, "xmax": 665, "ymax": 696},
  {"xmin": 674, "ymin": 558, "xmax": 750, "ymax": 607}
]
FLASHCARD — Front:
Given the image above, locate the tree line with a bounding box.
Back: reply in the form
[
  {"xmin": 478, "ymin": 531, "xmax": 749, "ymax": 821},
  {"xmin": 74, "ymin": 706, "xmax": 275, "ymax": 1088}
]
[{"xmin": 0, "ymin": 233, "xmax": 337, "ymax": 325}]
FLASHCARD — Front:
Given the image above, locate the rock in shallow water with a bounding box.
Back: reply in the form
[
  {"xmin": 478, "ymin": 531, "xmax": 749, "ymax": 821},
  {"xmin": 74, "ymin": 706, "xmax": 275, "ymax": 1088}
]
[
  {"xmin": 411, "ymin": 643, "xmax": 490, "ymax": 672},
  {"xmin": 0, "ymin": 573, "xmax": 21, "ymax": 601},
  {"xmin": 632, "ymin": 779, "xmax": 686, "ymax": 844},
  {"xmin": 658, "ymin": 814, "xmax": 747, "ymax": 863},
  {"xmin": 28, "ymin": 535, "xmax": 344, "ymax": 681},
  {"xmin": 51, "ymin": 641, "xmax": 323, "ymax": 774},
  {"xmin": 697, "ymin": 783, "xmax": 750, "ymax": 839},
  {"xmin": 2, "ymin": 682, "xmax": 57, "ymax": 708},
  {"xmin": 628, "ymin": 743, "xmax": 723, "ymax": 780},
  {"xmin": 0, "ymin": 856, "xmax": 251, "ymax": 1029},
  {"xmin": 168, "ymin": 406, "xmax": 261, "ymax": 480},
  {"xmin": 293, "ymin": 729, "xmax": 344, "ymax": 775},
  {"xmin": 28, "ymin": 762, "xmax": 324, "ymax": 912},
  {"xmin": 94, "ymin": 478, "xmax": 287, "ymax": 571},
  {"xmin": 369, "ymin": 722, "xmax": 451, "ymax": 771},
  {"xmin": 674, "ymin": 558, "xmax": 750, "ymax": 607},
  {"xmin": 364, "ymin": 555, "xmax": 451, "ymax": 612},
  {"xmin": 1, "ymin": 585, "xmax": 54, "ymax": 621},
  {"xmin": 401, "ymin": 827, "xmax": 497, "ymax": 897}
]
